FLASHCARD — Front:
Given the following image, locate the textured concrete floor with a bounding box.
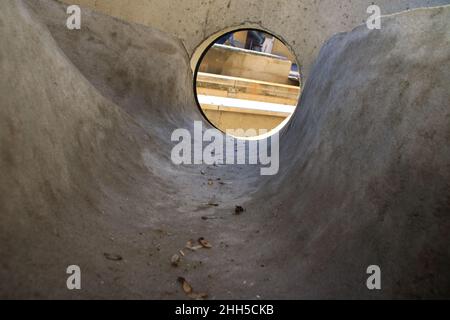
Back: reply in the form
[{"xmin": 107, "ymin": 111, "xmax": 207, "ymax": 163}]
[{"xmin": 0, "ymin": 0, "xmax": 449, "ymax": 299}]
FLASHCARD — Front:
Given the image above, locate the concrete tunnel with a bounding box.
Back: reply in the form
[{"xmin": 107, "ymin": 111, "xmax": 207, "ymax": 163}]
[{"xmin": 0, "ymin": 0, "xmax": 450, "ymax": 299}]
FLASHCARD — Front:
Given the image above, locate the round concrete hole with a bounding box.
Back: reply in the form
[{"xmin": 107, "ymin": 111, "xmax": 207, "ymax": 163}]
[{"xmin": 193, "ymin": 28, "xmax": 301, "ymax": 139}]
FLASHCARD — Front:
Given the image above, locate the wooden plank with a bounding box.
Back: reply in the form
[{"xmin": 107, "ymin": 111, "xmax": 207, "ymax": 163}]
[
  {"xmin": 198, "ymin": 45, "xmax": 294, "ymax": 84},
  {"xmin": 201, "ymin": 103, "xmax": 290, "ymax": 118}
]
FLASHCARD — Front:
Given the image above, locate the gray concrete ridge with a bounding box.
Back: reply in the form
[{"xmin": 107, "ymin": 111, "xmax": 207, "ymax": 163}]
[{"xmin": 0, "ymin": 0, "xmax": 449, "ymax": 299}]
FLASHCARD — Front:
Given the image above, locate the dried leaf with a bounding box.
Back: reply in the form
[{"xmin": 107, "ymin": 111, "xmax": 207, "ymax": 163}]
[
  {"xmin": 235, "ymin": 206, "xmax": 245, "ymax": 215},
  {"xmin": 171, "ymin": 254, "xmax": 180, "ymax": 266},
  {"xmin": 208, "ymin": 203, "xmax": 219, "ymax": 207},
  {"xmin": 188, "ymin": 292, "xmax": 208, "ymax": 300},
  {"xmin": 198, "ymin": 237, "xmax": 212, "ymax": 249},
  {"xmin": 104, "ymin": 253, "xmax": 123, "ymax": 261},
  {"xmin": 185, "ymin": 240, "xmax": 203, "ymax": 251},
  {"xmin": 178, "ymin": 277, "xmax": 193, "ymax": 294},
  {"xmin": 201, "ymin": 216, "xmax": 221, "ymax": 220}
]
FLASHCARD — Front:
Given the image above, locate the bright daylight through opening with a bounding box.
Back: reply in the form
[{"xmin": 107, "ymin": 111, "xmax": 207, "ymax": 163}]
[{"xmin": 194, "ymin": 29, "xmax": 301, "ymax": 139}]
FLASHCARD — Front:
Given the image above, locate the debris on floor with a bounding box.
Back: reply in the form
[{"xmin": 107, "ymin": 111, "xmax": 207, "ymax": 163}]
[
  {"xmin": 207, "ymin": 202, "xmax": 219, "ymax": 207},
  {"xmin": 104, "ymin": 253, "xmax": 123, "ymax": 261},
  {"xmin": 186, "ymin": 240, "xmax": 203, "ymax": 251},
  {"xmin": 235, "ymin": 206, "xmax": 245, "ymax": 215},
  {"xmin": 201, "ymin": 215, "xmax": 222, "ymax": 220},
  {"xmin": 198, "ymin": 237, "xmax": 212, "ymax": 248},
  {"xmin": 188, "ymin": 292, "xmax": 208, "ymax": 300},
  {"xmin": 177, "ymin": 277, "xmax": 208, "ymax": 300},
  {"xmin": 178, "ymin": 277, "xmax": 193, "ymax": 294},
  {"xmin": 185, "ymin": 237, "xmax": 213, "ymax": 251},
  {"xmin": 171, "ymin": 254, "xmax": 181, "ymax": 267}
]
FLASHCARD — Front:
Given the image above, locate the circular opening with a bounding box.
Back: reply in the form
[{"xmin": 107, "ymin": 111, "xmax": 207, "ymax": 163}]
[{"xmin": 193, "ymin": 28, "xmax": 301, "ymax": 139}]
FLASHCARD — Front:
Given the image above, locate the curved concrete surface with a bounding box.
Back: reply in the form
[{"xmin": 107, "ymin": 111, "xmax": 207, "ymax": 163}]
[
  {"xmin": 0, "ymin": 0, "xmax": 449, "ymax": 299},
  {"xmin": 60, "ymin": 0, "xmax": 450, "ymax": 77}
]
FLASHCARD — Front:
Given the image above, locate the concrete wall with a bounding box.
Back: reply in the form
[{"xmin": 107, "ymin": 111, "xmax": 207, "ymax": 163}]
[
  {"xmin": 3, "ymin": 0, "xmax": 450, "ymax": 299},
  {"xmin": 60, "ymin": 0, "xmax": 450, "ymax": 76}
]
